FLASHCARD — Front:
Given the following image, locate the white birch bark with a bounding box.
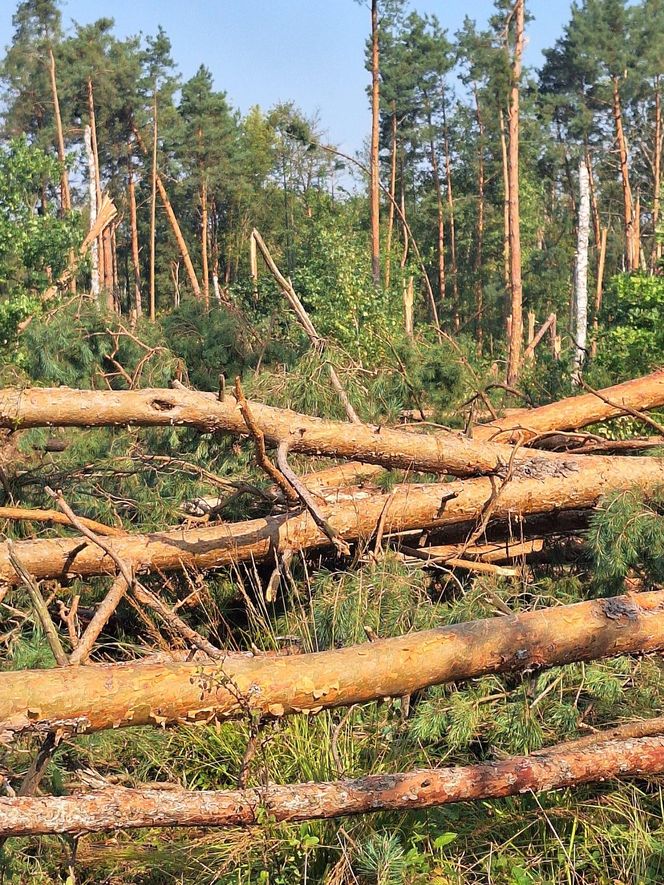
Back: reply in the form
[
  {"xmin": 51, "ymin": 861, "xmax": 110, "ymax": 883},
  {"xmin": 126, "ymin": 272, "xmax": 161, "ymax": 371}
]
[{"xmin": 573, "ymin": 158, "xmax": 591, "ymax": 383}]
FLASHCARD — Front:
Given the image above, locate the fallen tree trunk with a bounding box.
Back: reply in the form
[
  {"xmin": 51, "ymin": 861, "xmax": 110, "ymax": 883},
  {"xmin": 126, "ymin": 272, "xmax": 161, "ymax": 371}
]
[
  {"xmin": 2, "ymin": 587, "xmax": 664, "ymax": 740},
  {"xmin": 476, "ymin": 368, "xmax": 664, "ymax": 442},
  {"xmin": 2, "ymin": 727, "xmax": 664, "ymax": 835},
  {"xmin": 2, "ymin": 375, "xmax": 663, "ymax": 479},
  {"xmin": 0, "ymin": 454, "xmax": 661, "ymax": 583}
]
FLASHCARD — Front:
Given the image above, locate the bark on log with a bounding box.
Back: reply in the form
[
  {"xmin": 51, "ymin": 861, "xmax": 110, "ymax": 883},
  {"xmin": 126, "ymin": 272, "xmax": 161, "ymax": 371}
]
[
  {"xmin": 476, "ymin": 369, "xmax": 664, "ymax": 442},
  {"xmin": 2, "ymin": 382, "xmax": 662, "ymax": 481},
  {"xmin": 0, "ymin": 454, "xmax": 660, "ymax": 584},
  {"xmin": 2, "ymin": 588, "xmax": 664, "ymax": 740},
  {"xmin": 2, "ymin": 730, "xmax": 664, "ymax": 835}
]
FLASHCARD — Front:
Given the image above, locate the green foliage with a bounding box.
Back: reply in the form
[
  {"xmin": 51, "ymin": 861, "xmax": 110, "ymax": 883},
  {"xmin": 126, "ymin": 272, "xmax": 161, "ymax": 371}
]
[
  {"xmin": 594, "ymin": 272, "xmax": 664, "ymax": 379},
  {"xmin": 587, "ymin": 487, "xmax": 664, "ymax": 591}
]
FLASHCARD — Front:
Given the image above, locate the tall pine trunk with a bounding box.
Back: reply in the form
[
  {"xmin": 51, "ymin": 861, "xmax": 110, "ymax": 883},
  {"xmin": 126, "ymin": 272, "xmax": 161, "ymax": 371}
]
[
  {"xmin": 127, "ymin": 145, "xmax": 142, "ymax": 317},
  {"xmin": 612, "ymin": 75, "xmax": 636, "ymax": 271},
  {"xmin": 149, "ymin": 87, "xmax": 158, "ymax": 321},
  {"xmin": 426, "ymin": 99, "xmax": 446, "ymax": 308},
  {"xmin": 506, "ymin": 0, "xmax": 525, "ymax": 385},
  {"xmin": 369, "ymin": 0, "xmax": 381, "ymax": 285},
  {"xmin": 201, "ymin": 177, "xmax": 210, "ymax": 308},
  {"xmin": 442, "ymin": 99, "xmax": 459, "ymax": 328},
  {"xmin": 474, "ymin": 85, "xmax": 485, "ymax": 352}
]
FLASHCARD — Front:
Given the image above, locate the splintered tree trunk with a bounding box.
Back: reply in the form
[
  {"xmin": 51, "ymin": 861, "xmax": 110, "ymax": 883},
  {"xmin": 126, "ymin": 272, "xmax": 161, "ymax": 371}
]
[
  {"xmin": 48, "ymin": 48, "xmax": 70, "ymax": 213},
  {"xmin": 127, "ymin": 148, "xmax": 142, "ymax": 317},
  {"xmin": 87, "ymin": 79, "xmax": 111, "ymax": 308},
  {"xmin": 133, "ymin": 125, "xmax": 202, "ymax": 302},
  {"xmin": 612, "ymin": 75, "xmax": 636, "ymax": 271},
  {"xmin": 369, "ymin": 0, "xmax": 381, "ymax": 286},
  {"xmin": 0, "ymin": 454, "xmax": 662, "ymax": 584},
  {"xmin": 83, "ymin": 125, "xmax": 100, "ymax": 300},
  {"xmin": 2, "ymin": 588, "xmax": 664, "ymax": 741},
  {"xmin": 2, "ymin": 729, "xmax": 664, "ymax": 835},
  {"xmin": 573, "ymin": 158, "xmax": 591, "ymax": 381},
  {"xmin": 506, "ymin": 0, "xmax": 525, "ymax": 385}
]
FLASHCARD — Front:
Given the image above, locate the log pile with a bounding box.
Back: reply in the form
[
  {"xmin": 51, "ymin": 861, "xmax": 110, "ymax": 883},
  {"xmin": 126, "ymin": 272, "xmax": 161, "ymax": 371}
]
[{"xmin": 1, "ymin": 369, "xmax": 664, "ymax": 838}]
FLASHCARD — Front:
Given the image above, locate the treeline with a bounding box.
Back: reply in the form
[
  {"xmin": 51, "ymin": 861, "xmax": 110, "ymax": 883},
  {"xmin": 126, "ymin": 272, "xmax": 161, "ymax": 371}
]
[{"xmin": 0, "ymin": 0, "xmax": 662, "ymax": 381}]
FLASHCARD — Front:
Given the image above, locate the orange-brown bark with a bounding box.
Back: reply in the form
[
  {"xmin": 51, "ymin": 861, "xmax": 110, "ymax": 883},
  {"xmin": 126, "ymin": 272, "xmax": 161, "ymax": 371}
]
[
  {"xmin": 2, "ymin": 588, "xmax": 663, "ymax": 741},
  {"xmin": 0, "ymin": 454, "xmax": 661, "ymax": 583},
  {"xmin": 2, "ymin": 730, "xmax": 664, "ymax": 836}
]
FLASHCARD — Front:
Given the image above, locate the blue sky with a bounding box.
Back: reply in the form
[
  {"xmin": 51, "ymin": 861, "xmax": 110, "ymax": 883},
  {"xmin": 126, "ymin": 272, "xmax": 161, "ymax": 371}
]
[{"xmin": 0, "ymin": 1, "xmax": 573, "ymax": 154}]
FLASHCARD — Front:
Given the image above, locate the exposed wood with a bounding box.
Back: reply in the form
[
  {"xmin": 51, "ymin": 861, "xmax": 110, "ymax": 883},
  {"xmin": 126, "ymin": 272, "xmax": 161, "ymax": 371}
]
[
  {"xmin": 68, "ymin": 575, "xmax": 129, "ymax": 665},
  {"xmin": 47, "ymin": 47, "xmax": 70, "ymax": 213},
  {"xmin": 127, "ymin": 145, "xmax": 142, "ymax": 317},
  {"xmin": 0, "ymin": 455, "xmax": 662, "ymax": 584},
  {"xmin": 133, "ymin": 123, "xmax": 202, "ymax": 302},
  {"xmin": 2, "ymin": 588, "xmax": 664, "ymax": 741},
  {"xmin": 201, "ymin": 176, "xmax": 209, "ymax": 307},
  {"xmin": 612, "ymin": 75, "xmax": 636, "ymax": 270},
  {"xmin": 653, "ymin": 81, "xmax": 662, "ymax": 269},
  {"xmin": 83, "ymin": 125, "xmax": 100, "ymax": 300},
  {"xmin": 591, "ymin": 226, "xmax": 608, "ymax": 359},
  {"xmin": 385, "ymin": 104, "xmax": 398, "ymax": 288},
  {"xmin": 523, "ymin": 313, "xmax": 556, "ymax": 362},
  {"xmin": 473, "ymin": 84, "xmax": 486, "ymax": 350}
]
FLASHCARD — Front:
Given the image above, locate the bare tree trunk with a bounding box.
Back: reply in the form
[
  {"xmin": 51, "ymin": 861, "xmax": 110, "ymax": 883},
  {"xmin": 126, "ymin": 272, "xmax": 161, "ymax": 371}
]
[
  {"xmin": 127, "ymin": 147, "xmax": 142, "ymax": 317},
  {"xmin": 385, "ymin": 105, "xmax": 398, "ymax": 288},
  {"xmin": 201, "ymin": 176, "xmax": 210, "ymax": 308},
  {"xmin": 442, "ymin": 99, "xmax": 459, "ymax": 328},
  {"xmin": 83, "ymin": 125, "xmax": 100, "ymax": 300},
  {"xmin": 474, "ymin": 85, "xmax": 485, "ymax": 352},
  {"xmin": 369, "ymin": 0, "xmax": 381, "ymax": 286},
  {"xmin": 48, "ymin": 47, "xmax": 70, "ymax": 213},
  {"xmin": 149, "ymin": 87, "xmax": 157, "ymax": 321},
  {"xmin": 3, "ymin": 729, "xmax": 664, "ymax": 836},
  {"xmin": 0, "ymin": 452, "xmax": 661, "ymax": 585},
  {"xmin": 653, "ymin": 80, "xmax": 662, "ymax": 268},
  {"xmin": 499, "ymin": 108, "xmax": 511, "ymax": 296},
  {"xmin": 573, "ymin": 158, "xmax": 591, "ymax": 382},
  {"xmin": 426, "ymin": 101, "xmax": 446, "ymax": 308},
  {"xmin": 3, "ymin": 588, "xmax": 664, "ymax": 741},
  {"xmin": 612, "ymin": 75, "xmax": 636, "ymax": 271},
  {"xmin": 506, "ymin": 0, "xmax": 525, "ymax": 385},
  {"xmin": 87, "ymin": 79, "xmax": 110, "ymax": 305},
  {"xmin": 585, "ymin": 145, "xmax": 601, "ymax": 251}
]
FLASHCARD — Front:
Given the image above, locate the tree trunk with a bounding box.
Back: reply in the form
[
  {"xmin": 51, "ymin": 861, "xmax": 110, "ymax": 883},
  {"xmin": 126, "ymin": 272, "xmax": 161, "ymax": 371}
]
[
  {"xmin": 426, "ymin": 100, "xmax": 446, "ymax": 307},
  {"xmin": 149, "ymin": 88, "xmax": 158, "ymax": 321},
  {"xmin": 87, "ymin": 79, "xmax": 110, "ymax": 306},
  {"xmin": 0, "ymin": 453, "xmax": 662, "ymax": 584},
  {"xmin": 48, "ymin": 47, "xmax": 70, "ymax": 214},
  {"xmin": 133, "ymin": 124, "xmax": 202, "ymax": 302},
  {"xmin": 83, "ymin": 125, "xmax": 100, "ymax": 300},
  {"xmin": 201, "ymin": 176, "xmax": 210, "ymax": 308},
  {"xmin": 442, "ymin": 99, "xmax": 459, "ymax": 327},
  {"xmin": 612, "ymin": 75, "xmax": 636, "ymax": 271},
  {"xmin": 2, "ymin": 729, "xmax": 664, "ymax": 836},
  {"xmin": 384, "ymin": 105, "xmax": 398, "ymax": 288},
  {"xmin": 506, "ymin": 0, "xmax": 525, "ymax": 385},
  {"xmin": 499, "ymin": 108, "xmax": 511, "ymax": 296},
  {"xmin": 573, "ymin": 158, "xmax": 591, "ymax": 381},
  {"xmin": 475, "ymin": 368, "xmax": 664, "ymax": 442},
  {"xmin": 474, "ymin": 84, "xmax": 485, "ymax": 351},
  {"xmin": 127, "ymin": 147, "xmax": 142, "ymax": 317},
  {"xmin": 591, "ymin": 226, "xmax": 608, "ymax": 358},
  {"xmin": 653, "ymin": 80, "xmax": 662, "ymax": 269},
  {"xmin": 369, "ymin": 0, "xmax": 381, "ymax": 286},
  {"xmin": 2, "ymin": 588, "xmax": 664, "ymax": 742}
]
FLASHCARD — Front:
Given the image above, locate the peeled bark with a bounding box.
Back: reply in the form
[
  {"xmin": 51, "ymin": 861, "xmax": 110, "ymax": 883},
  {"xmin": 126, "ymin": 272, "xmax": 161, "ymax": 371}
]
[
  {"xmin": 127, "ymin": 149, "xmax": 142, "ymax": 317},
  {"xmin": 2, "ymin": 588, "xmax": 664, "ymax": 741},
  {"xmin": 573, "ymin": 158, "xmax": 591, "ymax": 381},
  {"xmin": 0, "ymin": 455, "xmax": 661, "ymax": 584},
  {"xmin": 3, "ymin": 729, "xmax": 664, "ymax": 836}
]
